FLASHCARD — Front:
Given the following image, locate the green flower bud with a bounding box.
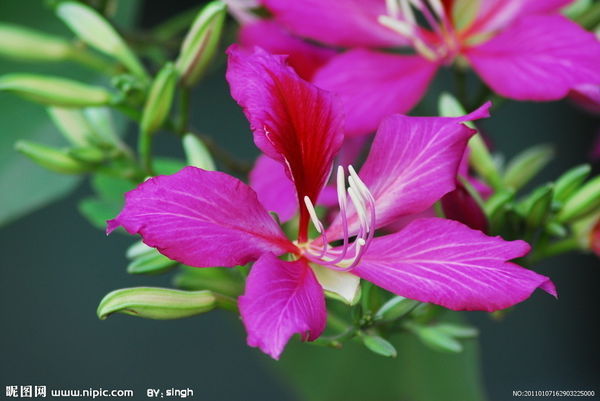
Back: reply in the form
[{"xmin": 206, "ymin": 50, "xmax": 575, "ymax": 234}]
[
  {"xmin": 519, "ymin": 184, "xmax": 554, "ymax": 229},
  {"xmin": 15, "ymin": 140, "xmax": 92, "ymax": 174},
  {"xmin": 97, "ymin": 287, "xmax": 223, "ymax": 320},
  {"xmin": 0, "ymin": 74, "xmax": 112, "ymax": 107},
  {"xmin": 557, "ymin": 175, "xmax": 600, "ymax": 223},
  {"xmin": 406, "ymin": 323, "xmax": 463, "ymax": 353},
  {"xmin": 68, "ymin": 146, "xmax": 106, "ymax": 164},
  {"xmin": 554, "ymin": 164, "xmax": 591, "ymax": 203},
  {"xmin": 374, "ymin": 296, "xmax": 420, "ymax": 322},
  {"xmin": 361, "ymin": 334, "xmax": 397, "ymax": 358},
  {"xmin": 48, "ymin": 107, "xmax": 96, "ymax": 147},
  {"xmin": 434, "ymin": 323, "xmax": 479, "ymax": 339},
  {"xmin": 140, "ymin": 63, "xmax": 177, "ymax": 135},
  {"xmin": 438, "ymin": 92, "xmax": 502, "ymax": 189},
  {"xmin": 0, "ymin": 23, "xmax": 73, "ymax": 62},
  {"xmin": 56, "ymin": 1, "xmax": 148, "ymax": 80},
  {"xmin": 175, "ymin": 1, "xmax": 227, "ymax": 86},
  {"xmin": 503, "ymin": 144, "xmax": 554, "ymax": 190},
  {"xmin": 182, "ymin": 133, "xmax": 216, "ymax": 170}
]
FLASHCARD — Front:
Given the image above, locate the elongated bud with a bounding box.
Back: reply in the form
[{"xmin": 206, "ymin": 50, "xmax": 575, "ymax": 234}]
[
  {"xmin": 503, "ymin": 145, "xmax": 554, "ymax": 190},
  {"xmin": 15, "ymin": 140, "xmax": 92, "ymax": 174},
  {"xmin": 175, "ymin": 1, "xmax": 227, "ymax": 86},
  {"xmin": 557, "ymin": 175, "xmax": 600, "ymax": 222},
  {"xmin": 68, "ymin": 146, "xmax": 105, "ymax": 164},
  {"xmin": 405, "ymin": 322, "xmax": 463, "ymax": 353},
  {"xmin": 438, "ymin": 93, "xmax": 502, "ymax": 189},
  {"xmin": 374, "ymin": 296, "xmax": 420, "ymax": 322},
  {"xmin": 554, "ymin": 164, "xmax": 591, "ymax": 203},
  {"xmin": 140, "ymin": 63, "xmax": 177, "ymax": 135},
  {"xmin": 97, "ymin": 287, "xmax": 222, "ymax": 320},
  {"xmin": 361, "ymin": 334, "xmax": 397, "ymax": 358},
  {"xmin": 127, "ymin": 252, "xmax": 177, "ymax": 275},
  {"xmin": 182, "ymin": 133, "xmax": 216, "ymax": 170},
  {"xmin": 0, "ymin": 74, "xmax": 112, "ymax": 107},
  {"xmin": 56, "ymin": 1, "xmax": 148, "ymax": 80},
  {"xmin": 434, "ymin": 323, "xmax": 479, "ymax": 339},
  {"xmin": 84, "ymin": 107, "xmax": 124, "ymax": 149},
  {"xmin": 0, "ymin": 23, "xmax": 73, "ymax": 62},
  {"xmin": 520, "ymin": 184, "xmax": 554, "ymax": 229},
  {"xmin": 173, "ymin": 266, "xmax": 244, "ymax": 297},
  {"xmin": 48, "ymin": 107, "xmax": 96, "ymax": 146}
]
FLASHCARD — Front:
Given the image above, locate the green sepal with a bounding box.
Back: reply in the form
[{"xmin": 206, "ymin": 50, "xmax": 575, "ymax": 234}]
[
  {"xmin": 97, "ymin": 287, "xmax": 235, "ymax": 320},
  {"xmin": 361, "ymin": 334, "xmax": 397, "ymax": 358},
  {"xmin": 557, "ymin": 175, "xmax": 600, "ymax": 223},
  {"xmin": 0, "ymin": 73, "xmax": 113, "ymax": 107},
  {"xmin": 182, "ymin": 133, "xmax": 216, "ymax": 170},
  {"xmin": 15, "ymin": 140, "xmax": 92, "ymax": 174},
  {"xmin": 554, "ymin": 164, "xmax": 591, "ymax": 203},
  {"xmin": 140, "ymin": 63, "xmax": 177, "ymax": 135},
  {"xmin": 175, "ymin": 1, "xmax": 227, "ymax": 86},
  {"xmin": 374, "ymin": 296, "xmax": 420, "ymax": 322},
  {"xmin": 503, "ymin": 144, "xmax": 554, "ymax": 190},
  {"xmin": 56, "ymin": 1, "xmax": 148, "ymax": 80}
]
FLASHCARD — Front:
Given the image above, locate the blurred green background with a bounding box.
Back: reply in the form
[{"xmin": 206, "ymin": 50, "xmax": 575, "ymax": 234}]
[{"xmin": 1, "ymin": 1, "xmax": 599, "ymax": 400}]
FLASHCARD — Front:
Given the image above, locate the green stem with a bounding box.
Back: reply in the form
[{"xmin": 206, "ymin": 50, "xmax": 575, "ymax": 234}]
[
  {"xmin": 213, "ymin": 293, "xmax": 238, "ymax": 313},
  {"xmin": 453, "ymin": 67, "xmax": 468, "ymax": 107},
  {"xmin": 176, "ymin": 87, "xmax": 191, "ymax": 134},
  {"xmin": 138, "ymin": 130, "xmax": 154, "ymax": 175},
  {"xmin": 69, "ymin": 48, "xmax": 119, "ymax": 74}
]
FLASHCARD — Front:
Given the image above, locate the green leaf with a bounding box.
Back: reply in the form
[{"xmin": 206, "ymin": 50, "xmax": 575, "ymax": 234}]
[
  {"xmin": 97, "ymin": 287, "xmax": 219, "ymax": 320},
  {"xmin": 503, "ymin": 144, "xmax": 554, "ymax": 190},
  {"xmin": 362, "ymin": 334, "xmax": 397, "ymax": 358}
]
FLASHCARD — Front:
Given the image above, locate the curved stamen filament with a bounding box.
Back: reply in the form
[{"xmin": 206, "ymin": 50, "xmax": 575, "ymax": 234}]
[{"xmin": 301, "ymin": 165, "xmax": 376, "ymax": 271}]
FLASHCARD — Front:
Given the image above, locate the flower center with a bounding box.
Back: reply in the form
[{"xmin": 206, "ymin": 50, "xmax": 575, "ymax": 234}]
[
  {"xmin": 300, "ymin": 165, "xmax": 376, "ymax": 271},
  {"xmin": 378, "ymin": 0, "xmax": 460, "ymax": 63}
]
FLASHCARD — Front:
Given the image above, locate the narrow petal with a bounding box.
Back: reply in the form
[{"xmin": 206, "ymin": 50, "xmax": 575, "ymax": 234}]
[
  {"xmin": 249, "ymin": 154, "xmax": 298, "ymax": 223},
  {"xmin": 328, "ymin": 103, "xmax": 491, "ymax": 239},
  {"xmin": 226, "ymin": 45, "xmax": 345, "ymax": 240},
  {"xmin": 107, "ymin": 167, "xmax": 294, "ymax": 267},
  {"xmin": 465, "ymin": 15, "xmax": 600, "ymax": 101},
  {"xmin": 313, "ymin": 50, "xmax": 438, "ymax": 136},
  {"xmin": 239, "ymin": 253, "xmax": 326, "ymax": 359},
  {"xmin": 351, "ymin": 218, "xmax": 556, "ymax": 312},
  {"xmin": 262, "ymin": 0, "xmax": 407, "ymax": 48},
  {"xmin": 238, "ymin": 20, "xmax": 335, "ymax": 81}
]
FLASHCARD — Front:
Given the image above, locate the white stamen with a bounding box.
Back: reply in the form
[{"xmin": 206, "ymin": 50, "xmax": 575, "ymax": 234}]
[
  {"xmin": 386, "ymin": 0, "xmax": 400, "ymax": 18},
  {"xmin": 303, "ymin": 196, "xmax": 322, "ymax": 234}
]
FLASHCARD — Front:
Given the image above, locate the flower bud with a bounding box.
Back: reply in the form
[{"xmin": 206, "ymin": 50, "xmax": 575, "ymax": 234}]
[
  {"xmin": 0, "ymin": 23, "xmax": 73, "ymax": 62},
  {"xmin": 140, "ymin": 63, "xmax": 177, "ymax": 135},
  {"xmin": 97, "ymin": 287, "xmax": 220, "ymax": 320},
  {"xmin": 520, "ymin": 184, "xmax": 554, "ymax": 229},
  {"xmin": 554, "ymin": 164, "xmax": 591, "ymax": 203},
  {"xmin": 374, "ymin": 296, "xmax": 420, "ymax": 322},
  {"xmin": 557, "ymin": 175, "xmax": 600, "ymax": 223},
  {"xmin": 503, "ymin": 144, "xmax": 554, "ymax": 190},
  {"xmin": 68, "ymin": 146, "xmax": 106, "ymax": 164},
  {"xmin": 47, "ymin": 107, "xmax": 96, "ymax": 147},
  {"xmin": 0, "ymin": 74, "xmax": 112, "ymax": 107},
  {"xmin": 175, "ymin": 1, "xmax": 227, "ymax": 86},
  {"xmin": 361, "ymin": 334, "xmax": 397, "ymax": 358},
  {"xmin": 15, "ymin": 140, "xmax": 92, "ymax": 174},
  {"xmin": 182, "ymin": 133, "xmax": 216, "ymax": 170},
  {"xmin": 406, "ymin": 323, "xmax": 463, "ymax": 353},
  {"xmin": 56, "ymin": 1, "xmax": 148, "ymax": 80}
]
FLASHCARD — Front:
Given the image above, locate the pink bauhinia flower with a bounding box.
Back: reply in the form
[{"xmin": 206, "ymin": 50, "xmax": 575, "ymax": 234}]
[
  {"xmin": 243, "ymin": 0, "xmax": 600, "ymax": 136},
  {"xmin": 108, "ymin": 46, "xmax": 555, "ymax": 359}
]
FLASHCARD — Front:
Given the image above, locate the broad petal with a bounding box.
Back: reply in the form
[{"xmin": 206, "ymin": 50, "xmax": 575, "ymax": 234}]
[
  {"xmin": 239, "ymin": 253, "xmax": 326, "ymax": 359},
  {"xmin": 328, "ymin": 103, "xmax": 491, "ymax": 239},
  {"xmin": 227, "ymin": 45, "xmax": 345, "ymax": 239},
  {"xmin": 313, "ymin": 50, "xmax": 438, "ymax": 136},
  {"xmin": 467, "ymin": 0, "xmax": 573, "ymax": 36},
  {"xmin": 238, "ymin": 20, "xmax": 335, "ymax": 81},
  {"xmin": 262, "ymin": 0, "xmax": 406, "ymax": 48},
  {"xmin": 465, "ymin": 15, "xmax": 600, "ymax": 101},
  {"xmin": 351, "ymin": 218, "xmax": 556, "ymax": 311},
  {"xmin": 107, "ymin": 167, "xmax": 294, "ymax": 267},
  {"xmin": 249, "ymin": 154, "xmax": 297, "ymax": 223}
]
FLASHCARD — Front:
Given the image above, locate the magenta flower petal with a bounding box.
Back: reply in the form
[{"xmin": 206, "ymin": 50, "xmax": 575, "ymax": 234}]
[
  {"xmin": 262, "ymin": 0, "xmax": 406, "ymax": 48},
  {"xmin": 328, "ymin": 103, "xmax": 491, "ymax": 239},
  {"xmin": 238, "ymin": 20, "xmax": 335, "ymax": 81},
  {"xmin": 469, "ymin": 0, "xmax": 573, "ymax": 35},
  {"xmin": 465, "ymin": 15, "xmax": 600, "ymax": 101},
  {"xmin": 249, "ymin": 154, "xmax": 297, "ymax": 223},
  {"xmin": 107, "ymin": 167, "xmax": 294, "ymax": 267},
  {"xmin": 351, "ymin": 218, "xmax": 556, "ymax": 312},
  {"xmin": 226, "ymin": 45, "xmax": 344, "ymax": 240},
  {"xmin": 239, "ymin": 253, "xmax": 326, "ymax": 359},
  {"xmin": 313, "ymin": 50, "xmax": 438, "ymax": 136}
]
